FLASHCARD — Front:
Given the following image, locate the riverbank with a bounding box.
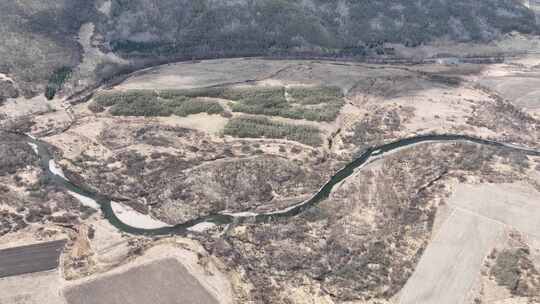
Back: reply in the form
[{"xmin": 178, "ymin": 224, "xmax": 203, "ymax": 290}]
[{"xmin": 23, "ymin": 132, "xmax": 540, "ymax": 236}]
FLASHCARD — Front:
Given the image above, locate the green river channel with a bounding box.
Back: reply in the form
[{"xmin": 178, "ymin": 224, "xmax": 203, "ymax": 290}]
[{"xmin": 25, "ymin": 133, "xmax": 540, "ymax": 236}]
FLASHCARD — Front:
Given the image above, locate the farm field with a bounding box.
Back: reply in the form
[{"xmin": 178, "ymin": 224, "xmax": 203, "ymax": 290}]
[{"xmin": 64, "ymin": 258, "xmax": 218, "ymax": 304}]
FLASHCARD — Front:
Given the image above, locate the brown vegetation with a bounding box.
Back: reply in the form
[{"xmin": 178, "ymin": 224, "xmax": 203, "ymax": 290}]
[
  {"xmin": 200, "ymin": 142, "xmax": 535, "ymax": 303},
  {"xmin": 486, "ymin": 233, "xmax": 540, "ymax": 299}
]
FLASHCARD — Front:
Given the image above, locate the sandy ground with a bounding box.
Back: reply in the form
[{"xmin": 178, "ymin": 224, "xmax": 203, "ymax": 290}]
[
  {"xmin": 111, "ymin": 201, "xmax": 170, "ymax": 229},
  {"xmin": 400, "ymin": 181, "xmax": 540, "ymax": 304}
]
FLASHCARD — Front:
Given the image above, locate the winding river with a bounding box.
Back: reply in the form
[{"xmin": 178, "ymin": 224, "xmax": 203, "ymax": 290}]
[{"xmin": 25, "ymin": 133, "xmax": 540, "ymax": 236}]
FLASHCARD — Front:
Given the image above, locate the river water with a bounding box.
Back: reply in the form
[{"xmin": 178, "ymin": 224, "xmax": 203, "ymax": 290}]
[{"xmin": 26, "ymin": 134, "xmax": 540, "ymax": 236}]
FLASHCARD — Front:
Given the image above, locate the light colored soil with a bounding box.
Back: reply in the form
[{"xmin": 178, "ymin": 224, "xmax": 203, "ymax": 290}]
[
  {"xmin": 472, "ymin": 54, "xmax": 540, "ymax": 114},
  {"xmin": 1, "ymin": 95, "xmax": 57, "ymax": 118},
  {"xmin": 87, "ymin": 218, "xmax": 128, "ymax": 266},
  {"xmin": 116, "ymin": 58, "xmax": 293, "ymax": 90},
  {"xmin": 360, "ymin": 84, "xmax": 498, "ymax": 139},
  {"xmin": 44, "ymin": 117, "xmax": 113, "ymax": 160},
  {"xmin": 0, "ymin": 226, "xmax": 67, "ymax": 251},
  {"xmin": 448, "ymin": 182, "xmax": 540, "ymax": 239},
  {"xmin": 0, "ymin": 270, "xmax": 66, "ymax": 304},
  {"xmin": 157, "ymin": 113, "xmax": 229, "ymax": 135},
  {"xmin": 400, "ymin": 181, "xmax": 540, "ymax": 304},
  {"xmin": 399, "ymin": 208, "xmax": 504, "ymax": 304}
]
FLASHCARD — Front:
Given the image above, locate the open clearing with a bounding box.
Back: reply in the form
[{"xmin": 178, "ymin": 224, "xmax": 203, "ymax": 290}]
[
  {"xmin": 64, "ymin": 258, "xmax": 219, "ymax": 304},
  {"xmin": 475, "ymin": 54, "xmax": 540, "ymax": 117},
  {"xmin": 0, "ymin": 240, "xmax": 66, "ymax": 278},
  {"xmin": 449, "ymin": 183, "xmax": 540, "ymax": 239},
  {"xmin": 116, "ymin": 58, "xmax": 292, "ymax": 90},
  {"xmin": 399, "ymin": 209, "xmax": 503, "ymax": 304},
  {"xmin": 399, "ymin": 182, "xmax": 540, "ymax": 304},
  {"xmin": 0, "ymin": 271, "xmax": 65, "ymax": 304}
]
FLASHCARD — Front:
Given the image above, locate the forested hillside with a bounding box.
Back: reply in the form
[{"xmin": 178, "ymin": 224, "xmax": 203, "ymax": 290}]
[
  {"xmin": 1, "ymin": 0, "xmax": 537, "ymax": 97},
  {"xmin": 104, "ymin": 0, "xmax": 537, "ymax": 56}
]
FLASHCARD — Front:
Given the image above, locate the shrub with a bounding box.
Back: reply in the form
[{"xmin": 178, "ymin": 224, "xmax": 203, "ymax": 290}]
[
  {"xmin": 172, "ymin": 98, "xmax": 224, "ymax": 117},
  {"xmin": 88, "ymin": 101, "xmax": 105, "ymax": 113},
  {"xmin": 93, "ymin": 90, "xmax": 224, "ymax": 117},
  {"xmin": 159, "ymin": 88, "xmax": 225, "ymax": 99},
  {"xmin": 93, "ymin": 87, "xmax": 342, "ymax": 121},
  {"xmin": 287, "ymin": 86, "xmax": 343, "ymax": 105},
  {"xmin": 109, "ymin": 97, "xmax": 172, "ymax": 117},
  {"xmin": 226, "ymin": 86, "xmax": 344, "ymax": 122},
  {"xmin": 490, "ymin": 248, "xmax": 536, "ymax": 295},
  {"xmin": 224, "ymin": 115, "xmax": 322, "ymax": 146},
  {"xmin": 45, "ymin": 66, "xmax": 72, "ymax": 100},
  {"xmin": 94, "ymin": 90, "xmax": 157, "ymax": 107}
]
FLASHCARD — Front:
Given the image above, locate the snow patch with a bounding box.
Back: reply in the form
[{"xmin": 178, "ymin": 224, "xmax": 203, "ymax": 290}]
[
  {"xmin": 49, "ymin": 160, "xmax": 67, "ymax": 180},
  {"xmin": 0, "ymin": 73, "xmax": 14, "ymax": 83},
  {"xmin": 187, "ymin": 222, "xmax": 216, "ymax": 232},
  {"xmin": 111, "ymin": 202, "xmax": 171, "ymax": 229},
  {"xmin": 68, "ymin": 191, "xmax": 100, "ymax": 209},
  {"xmin": 27, "ymin": 142, "xmax": 38, "ymax": 155},
  {"xmin": 222, "ymin": 211, "xmax": 258, "ymax": 217}
]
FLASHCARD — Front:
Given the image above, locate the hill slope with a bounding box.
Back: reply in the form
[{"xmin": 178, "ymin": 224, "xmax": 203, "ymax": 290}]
[{"xmin": 0, "ymin": 0, "xmax": 538, "ymax": 97}]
